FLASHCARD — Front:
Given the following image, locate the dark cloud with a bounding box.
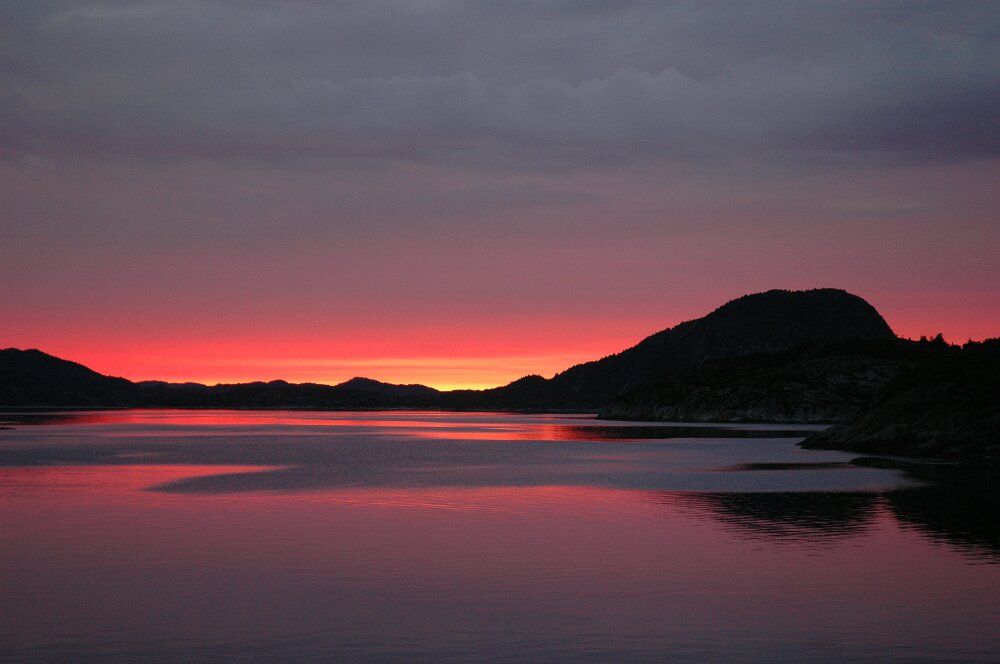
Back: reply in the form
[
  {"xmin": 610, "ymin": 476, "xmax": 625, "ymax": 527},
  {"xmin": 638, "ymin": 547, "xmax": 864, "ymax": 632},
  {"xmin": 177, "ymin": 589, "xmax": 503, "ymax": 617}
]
[{"xmin": 1, "ymin": 1, "xmax": 998, "ymax": 171}]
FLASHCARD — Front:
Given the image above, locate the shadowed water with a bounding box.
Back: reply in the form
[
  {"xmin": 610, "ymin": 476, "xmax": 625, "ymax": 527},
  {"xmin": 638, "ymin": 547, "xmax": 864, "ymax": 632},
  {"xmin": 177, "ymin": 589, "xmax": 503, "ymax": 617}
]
[{"xmin": 1, "ymin": 410, "xmax": 998, "ymax": 663}]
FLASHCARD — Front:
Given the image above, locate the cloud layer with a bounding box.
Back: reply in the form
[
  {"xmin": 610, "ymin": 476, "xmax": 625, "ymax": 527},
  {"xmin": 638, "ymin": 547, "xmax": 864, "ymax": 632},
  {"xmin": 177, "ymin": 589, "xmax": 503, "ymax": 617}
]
[{"xmin": 3, "ymin": 1, "xmax": 999, "ymax": 170}]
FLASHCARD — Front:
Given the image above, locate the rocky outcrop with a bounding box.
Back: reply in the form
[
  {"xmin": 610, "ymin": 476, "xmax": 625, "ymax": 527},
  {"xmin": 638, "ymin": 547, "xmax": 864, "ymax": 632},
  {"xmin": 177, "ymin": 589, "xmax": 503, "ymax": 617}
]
[{"xmin": 801, "ymin": 339, "xmax": 1000, "ymax": 459}]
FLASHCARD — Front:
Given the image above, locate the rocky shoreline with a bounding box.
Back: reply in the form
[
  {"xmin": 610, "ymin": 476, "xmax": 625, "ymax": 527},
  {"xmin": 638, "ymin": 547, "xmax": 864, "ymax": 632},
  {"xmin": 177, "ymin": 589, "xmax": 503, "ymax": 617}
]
[
  {"xmin": 602, "ymin": 337, "xmax": 1000, "ymax": 471},
  {"xmin": 799, "ymin": 338, "xmax": 999, "ymax": 463}
]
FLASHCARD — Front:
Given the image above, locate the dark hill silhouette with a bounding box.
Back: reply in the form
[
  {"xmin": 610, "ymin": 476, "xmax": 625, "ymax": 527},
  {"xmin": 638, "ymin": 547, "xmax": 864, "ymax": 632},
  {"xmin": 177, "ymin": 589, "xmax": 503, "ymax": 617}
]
[
  {"xmin": 481, "ymin": 288, "xmax": 895, "ymax": 408},
  {"xmin": 441, "ymin": 375, "xmax": 555, "ymax": 410},
  {"xmin": 133, "ymin": 377, "xmax": 440, "ymax": 409},
  {"xmin": 335, "ymin": 377, "xmax": 438, "ymax": 397},
  {"xmin": 0, "ymin": 348, "xmax": 136, "ymax": 407}
]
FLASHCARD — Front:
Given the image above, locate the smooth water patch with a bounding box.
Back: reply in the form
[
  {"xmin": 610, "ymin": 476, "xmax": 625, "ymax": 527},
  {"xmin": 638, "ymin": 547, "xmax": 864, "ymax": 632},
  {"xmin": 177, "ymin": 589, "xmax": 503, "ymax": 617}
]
[
  {"xmin": 1, "ymin": 410, "xmax": 998, "ymax": 663},
  {"xmin": 0, "ymin": 410, "xmax": 905, "ymax": 494}
]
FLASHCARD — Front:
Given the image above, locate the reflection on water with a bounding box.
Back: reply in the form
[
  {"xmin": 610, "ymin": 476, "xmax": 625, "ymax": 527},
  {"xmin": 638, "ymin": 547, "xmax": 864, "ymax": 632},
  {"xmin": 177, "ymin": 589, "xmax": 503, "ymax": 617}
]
[
  {"xmin": 1, "ymin": 410, "xmax": 999, "ymax": 663},
  {"xmin": 673, "ymin": 491, "xmax": 879, "ymax": 542},
  {"xmin": 0, "ymin": 410, "xmax": 125, "ymax": 427},
  {"xmin": 0, "ymin": 408, "xmax": 822, "ymax": 440},
  {"xmin": 0, "ymin": 410, "xmax": 906, "ymax": 495},
  {"xmin": 671, "ymin": 487, "xmax": 1000, "ymax": 561},
  {"xmin": 887, "ymin": 485, "xmax": 1000, "ymax": 562},
  {"xmin": 674, "ymin": 487, "xmax": 1000, "ymax": 561}
]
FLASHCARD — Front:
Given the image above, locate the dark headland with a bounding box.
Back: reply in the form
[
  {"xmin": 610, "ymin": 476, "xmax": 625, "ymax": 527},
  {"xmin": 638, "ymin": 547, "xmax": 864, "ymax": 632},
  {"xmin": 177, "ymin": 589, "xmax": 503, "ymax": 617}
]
[{"xmin": 2, "ymin": 288, "xmax": 997, "ymax": 465}]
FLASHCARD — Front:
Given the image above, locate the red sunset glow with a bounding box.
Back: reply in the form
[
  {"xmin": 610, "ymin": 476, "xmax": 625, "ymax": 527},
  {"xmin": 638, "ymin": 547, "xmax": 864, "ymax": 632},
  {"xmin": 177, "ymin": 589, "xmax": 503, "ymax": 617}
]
[
  {"xmin": 4, "ymin": 272, "xmax": 1000, "ymax": 389},
  {"xmin": 4, "ymin": 263, "xmax": 998, "ymax": 390}
]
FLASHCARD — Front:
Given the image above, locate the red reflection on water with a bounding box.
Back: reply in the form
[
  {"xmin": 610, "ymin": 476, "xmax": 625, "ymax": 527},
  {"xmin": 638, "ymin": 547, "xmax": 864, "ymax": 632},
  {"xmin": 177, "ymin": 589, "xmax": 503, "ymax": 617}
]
[
  {"xmin": 3, "ymin": 409, "xmax": 570, "ymax": 429},
  {"xmin": 3, "ymin": 464, "xmax": 1000, "ymax": 661},
  {"xmin": 2, "ymin": 411, "xmax": 808, "ymax": 445},
  {"xmin": 0, "ymin": 464, "xmax": 280, "ymax": 499},
  {"xmin": 3, "ymin": 410, "xmax": 633, "ymax": 444},
  {"xmin": 403, "ymin": 422, "xmax": 617, "ymax": 441}
]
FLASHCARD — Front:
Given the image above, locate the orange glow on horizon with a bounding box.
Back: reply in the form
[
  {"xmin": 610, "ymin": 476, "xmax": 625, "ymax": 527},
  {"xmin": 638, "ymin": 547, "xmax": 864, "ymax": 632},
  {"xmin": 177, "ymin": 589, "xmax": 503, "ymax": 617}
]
[
  {"xmin": 41, "ymin": 350, "xmax": 609, "ymax": 391},
  {"xmin": 5, "ymin": 313, "xmax": 661, "ymax": 390},
  {"xmin": 7, "ymin": 294, "xmax": 998, "ymax": 391}
]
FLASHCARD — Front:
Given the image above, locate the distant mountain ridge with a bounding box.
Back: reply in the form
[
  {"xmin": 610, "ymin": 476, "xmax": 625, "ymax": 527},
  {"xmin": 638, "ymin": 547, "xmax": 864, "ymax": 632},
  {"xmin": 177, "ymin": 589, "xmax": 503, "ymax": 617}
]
[
  {"xmin": 0, "ymin": 349, "xmax": 443, "ymax": 409},
  {"xmin": 1, "ymin": 288, "xmax": 895, "ymax": 410},
  {"xmin": 335, "ymin": 376, "xmax": 439, "ymax": 397}
]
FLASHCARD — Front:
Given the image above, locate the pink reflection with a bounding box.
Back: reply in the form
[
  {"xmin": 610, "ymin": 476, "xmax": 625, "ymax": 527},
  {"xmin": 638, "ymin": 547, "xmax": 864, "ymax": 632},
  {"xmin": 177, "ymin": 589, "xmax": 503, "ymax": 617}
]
[
  {"xmin": 3, "ymin": 466, "xmax": 1000, "ymax": 661},
  {"xmin": 4, "ymin": 409, "xmax": 563, "ymax": 429},
  {"xmin": 4, "ymin": 410, "xmax": 628, "ymax": 443},
  {"xmin": 403, "ymin": 422, "xmax": 613, "ymax": 441},
  {"xmin": 0, "ymin": 464, "xmax": 281, "ymax": 498}
]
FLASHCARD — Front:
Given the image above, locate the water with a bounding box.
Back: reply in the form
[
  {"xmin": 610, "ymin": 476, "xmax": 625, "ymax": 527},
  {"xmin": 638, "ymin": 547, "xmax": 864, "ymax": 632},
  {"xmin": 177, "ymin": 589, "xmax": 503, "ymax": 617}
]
[{"xmin": 1, "ymin": 410, "xmax": 998, "ymax": 663}]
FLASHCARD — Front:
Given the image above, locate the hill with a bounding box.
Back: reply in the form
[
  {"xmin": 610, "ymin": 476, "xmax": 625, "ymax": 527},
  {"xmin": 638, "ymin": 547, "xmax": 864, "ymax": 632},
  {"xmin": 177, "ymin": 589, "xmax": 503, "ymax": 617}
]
[
  {"xmin": 335, "ymin": 377, "xmax": 438, "ymax": 398},
  {"xmin": 0, "ymin": 348, "xmax": 136, "ymax": 407},
  {"xmin": 484, "ymin": 288, "xmax": 895, "ymax": 408}
]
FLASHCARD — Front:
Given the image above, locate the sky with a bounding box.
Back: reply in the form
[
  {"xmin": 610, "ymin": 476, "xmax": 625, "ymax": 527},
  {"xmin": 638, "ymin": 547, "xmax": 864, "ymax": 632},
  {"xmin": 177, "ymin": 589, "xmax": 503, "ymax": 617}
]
[{"xmin": 2, "ymin": 1, "xmax": 999, "ymax": 389}]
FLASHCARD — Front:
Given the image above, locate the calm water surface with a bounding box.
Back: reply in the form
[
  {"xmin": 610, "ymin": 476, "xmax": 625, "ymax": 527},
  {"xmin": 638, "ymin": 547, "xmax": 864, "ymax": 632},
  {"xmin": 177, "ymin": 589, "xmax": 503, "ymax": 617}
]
[{"xmin": 1, "ymin": 410, "xmax": 998, "ymax": 663}]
